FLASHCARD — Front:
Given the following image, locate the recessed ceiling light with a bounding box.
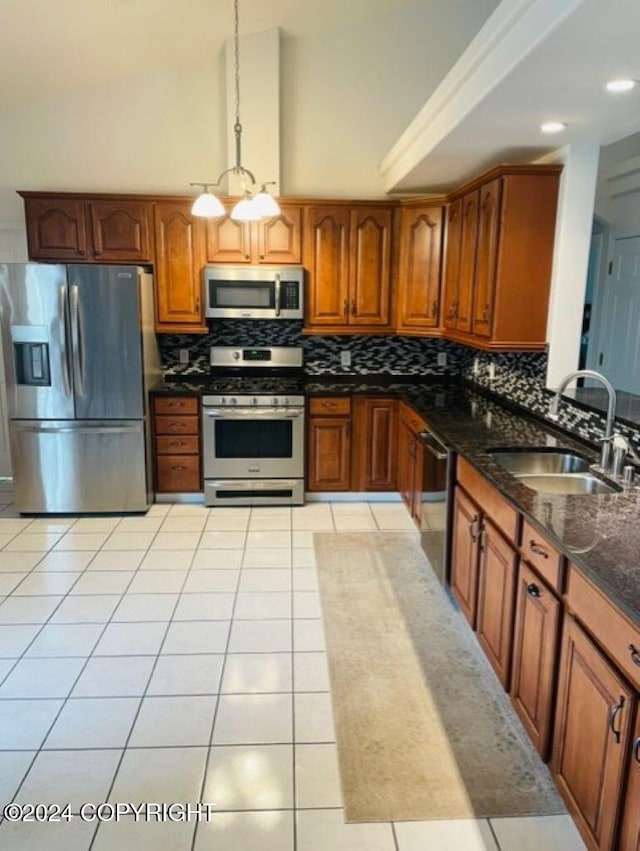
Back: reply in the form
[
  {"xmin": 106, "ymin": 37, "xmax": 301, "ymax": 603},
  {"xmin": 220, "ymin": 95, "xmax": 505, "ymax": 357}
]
[
  {"xmin": 540, "ymin": 122, "xmax": 567, "ymax": 134},
  {"xmin": 606, "ymin": 78, "xmax": 637, "ymax": 93}
]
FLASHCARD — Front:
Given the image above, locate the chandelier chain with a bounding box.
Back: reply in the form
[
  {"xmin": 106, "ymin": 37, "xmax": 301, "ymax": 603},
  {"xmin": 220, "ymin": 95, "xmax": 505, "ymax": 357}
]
[{"xmin": 233, "ymin": 0, "xmax": 241, "ymax": 131}]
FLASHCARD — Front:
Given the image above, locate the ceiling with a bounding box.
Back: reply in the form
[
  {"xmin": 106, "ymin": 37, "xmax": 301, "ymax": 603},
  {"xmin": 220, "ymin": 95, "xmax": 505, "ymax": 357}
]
[
  {"xmin": 384, "ymin": 0, "xmax": 640, "ymax": 192},
  {"xmin": 0, "ymin": 0, "xmax": 405, "ymax": 107}
]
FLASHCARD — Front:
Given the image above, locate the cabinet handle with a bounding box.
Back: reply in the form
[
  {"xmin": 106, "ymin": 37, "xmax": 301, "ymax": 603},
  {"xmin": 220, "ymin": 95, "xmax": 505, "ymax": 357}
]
[
  {"xmin": 343, "ymin": 299, "xmax": 349, "ymax": 317},
  {"xmin": 529, "ymin": 540, "xmax": 549, "ymax": 559},
  {"xmin": 469, "ymin": 514, "xmax": 480, "ymax": 542},
  {"xmin": 350, "ymin": 300, "xmax": 357, "ymax": 316},
  {"xmin": 482, "ymin": 302, "xmax": 491, "ymax": 322},
  {"xmin": 94, "ymin": 249, "xmax": 102, "ymax": 256},
  {"xmin": 321, "ymin": 401, "xmax": 336, "ymax": 409},
  {"xmin": 479, "ymin": 529, "xmax": 486, "ymax": 552},
  {"xmin": 431, "ymin": 300, "xmax": 438, "ymax": 318},
  {"xmin": 78, "ymin": 249, "xmax": 85, "ymax": 256},
  {"xmin": 629, "ymin": 644, "xmax": 640, "ymax": 667},
  {"xmin": 170, "ymin": 440, "xmax": 187, "ymax": 447},
  {"xmin": 526, "ymin": 582, "xmax": 541, "ymax": 597},
  {"xmin": 446, "ymin": 302, "xmax": 456, "ymax": 319},
  {"xmin": 634, "ymin": 736, "xmax": 640, "ymax": 766},
  {"xmin": 170, "ymin": 465, "xmax": 187, "ymax": 472},
  {"xmin": 608, "ymin": 696, "xmax": 625, "ymax": 744}
]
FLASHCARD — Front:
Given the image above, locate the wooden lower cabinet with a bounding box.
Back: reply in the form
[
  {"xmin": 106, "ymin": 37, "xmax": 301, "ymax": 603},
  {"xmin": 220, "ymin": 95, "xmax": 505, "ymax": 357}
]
[
  {"xmin": 475, "ymin": 518, "xmax": 518, "ymax": 688},
  {"xmin": 352, "ymin": 396, "xmax": 397, "ymax": 491},
  {"xmin": 510, "ymin": 560, "xmax": 561, "ymax": 758},
  {"xmin": 449, "ymin": 486, "xmax": 481, "ymax": 627},
  {"xmin": 307, "ymin": 397, "xmax": 352, "ymax": 491},
  {"xmin": 152, "ymin": 395, "xmax": 201, "ymax": 493},
  {"xmin": 619, "ymin": 711, "xmax": 640, "ymax": 851},
  {"xmin": 551, "ymin": 615, "xmax": 633, "ymax": 851}
]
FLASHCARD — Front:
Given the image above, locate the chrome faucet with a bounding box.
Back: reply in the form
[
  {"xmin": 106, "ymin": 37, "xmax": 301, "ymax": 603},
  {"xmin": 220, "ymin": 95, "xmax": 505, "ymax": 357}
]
[{"xmin": 548, "ymin": 369, "xmax": 617, "ymax": 472}]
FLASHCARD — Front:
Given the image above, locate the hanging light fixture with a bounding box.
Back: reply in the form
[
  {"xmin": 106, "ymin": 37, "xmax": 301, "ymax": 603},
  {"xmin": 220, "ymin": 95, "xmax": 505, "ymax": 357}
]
[{"xmin": 190, "ymin": 0, "xmax": 280, "ymax": 222}]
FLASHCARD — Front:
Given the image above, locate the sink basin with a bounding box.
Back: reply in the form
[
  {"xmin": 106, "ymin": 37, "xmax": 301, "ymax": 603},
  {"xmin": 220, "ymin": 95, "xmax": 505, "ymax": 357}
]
[
  {"xmin": 486, "ymin": 448, "xmax": 621, "ymax": 495},
  {"xmin": 487, "ymin": 449, "xmax": 591, "ymax": 475},
  {"xmin": 515, "ymin": 473, "xmax": 619, "ymax": 495}
]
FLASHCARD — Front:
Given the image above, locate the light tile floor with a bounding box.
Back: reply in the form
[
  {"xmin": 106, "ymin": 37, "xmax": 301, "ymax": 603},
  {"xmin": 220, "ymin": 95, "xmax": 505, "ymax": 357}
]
[{"xmin": 0, "ymin": 496, "xmax": 586, "ymax": 850}]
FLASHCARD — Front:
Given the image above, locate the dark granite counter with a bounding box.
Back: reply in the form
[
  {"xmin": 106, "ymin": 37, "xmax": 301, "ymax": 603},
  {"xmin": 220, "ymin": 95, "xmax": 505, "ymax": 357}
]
[{"xmin": 152, "ymin": 373, "xmax": 639, "ymax": 624}]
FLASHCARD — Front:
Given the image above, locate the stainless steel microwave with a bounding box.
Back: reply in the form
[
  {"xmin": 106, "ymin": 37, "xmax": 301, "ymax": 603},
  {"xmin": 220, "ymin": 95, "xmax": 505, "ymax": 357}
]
[{"xmin": 204, "ymin": 265, "xmax": 304, "ymax": 320}]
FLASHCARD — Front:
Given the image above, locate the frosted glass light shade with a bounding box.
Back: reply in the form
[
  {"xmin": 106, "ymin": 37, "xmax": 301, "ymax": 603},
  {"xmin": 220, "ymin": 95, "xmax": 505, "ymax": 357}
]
[
  {"xmin": 252, "ymin": 190, "xmax": 280, "ymax": 218},
  {"xmin": 191, "ymin": 192, "xmax": 225, "ymax": 217},
  {"xmin": 230, "ymin": 196, "xmax": 262, "ymax": 221}
]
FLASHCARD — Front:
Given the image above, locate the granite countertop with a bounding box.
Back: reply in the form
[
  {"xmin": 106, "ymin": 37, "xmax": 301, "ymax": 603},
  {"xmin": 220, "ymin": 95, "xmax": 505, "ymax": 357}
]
[{"xmin": 152, "ymin": 373, "xmax": 639, "ymax": 625}]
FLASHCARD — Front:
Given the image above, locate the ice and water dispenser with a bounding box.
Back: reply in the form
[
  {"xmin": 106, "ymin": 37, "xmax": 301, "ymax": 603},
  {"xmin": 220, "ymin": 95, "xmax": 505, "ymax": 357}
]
[{"xmin": 12, "ymin": 328, "xmax": 51, "ymax": 387}]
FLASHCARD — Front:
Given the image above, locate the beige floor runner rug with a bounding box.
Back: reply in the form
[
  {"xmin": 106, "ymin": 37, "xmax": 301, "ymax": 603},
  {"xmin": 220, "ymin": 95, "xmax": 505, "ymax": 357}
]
[{"xmin": 314, "ymin": 531, "xmax": 564, "ymax": 823}]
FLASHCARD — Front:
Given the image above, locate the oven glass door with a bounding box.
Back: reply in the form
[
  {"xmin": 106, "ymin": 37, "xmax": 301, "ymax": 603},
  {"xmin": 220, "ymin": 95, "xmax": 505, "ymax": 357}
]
[{"xmin": 203, "ymin": 407, "xmax": 304, "ymax": 479}]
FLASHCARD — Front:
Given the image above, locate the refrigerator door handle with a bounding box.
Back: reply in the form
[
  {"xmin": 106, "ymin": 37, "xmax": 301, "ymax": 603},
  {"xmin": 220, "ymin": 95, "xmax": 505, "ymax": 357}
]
[
  {"xmin": 58, "ymin": 285, "xmax": 72, "ymax": 396},
  {"xmin": 11, "ymin": 423, "xmax": 142, "ymax": 436},
  {"xmin": 70, "ymin": 284, "xmax": 85, "ymax": 396}
]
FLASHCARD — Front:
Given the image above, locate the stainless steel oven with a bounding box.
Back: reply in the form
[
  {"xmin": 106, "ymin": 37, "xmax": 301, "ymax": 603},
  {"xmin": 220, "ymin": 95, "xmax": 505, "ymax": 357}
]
[{"xmin": 202, "ymin": 346, "xmax": 305, "ymax": 506}]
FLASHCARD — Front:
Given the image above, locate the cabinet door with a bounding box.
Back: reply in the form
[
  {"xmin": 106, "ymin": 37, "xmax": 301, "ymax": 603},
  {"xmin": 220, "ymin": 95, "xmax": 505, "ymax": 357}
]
[
  {"xmin": 552, "ymin": 615, "xmax": 633, "ymax": 851},
  {"xmin": 510, "ymin": 560, "xmax": 561, "ymax": 758},
  {"xmin": 153, "ymin": 202, "xmax": 206, "ymax": 331},
  {"xmin": 352, "ymin": 397, "xmax": 397, "ymax": 491},
  {"xmin": 89, "ymin": 200, "xmax": 152, "ymax": 263},
  {"xmin": 206, "ymin": 215, "xmax": 251, "ymax": 262},
  {"xmin": 307, "ymin": 416, "xmax": 351, "ymax": 491},
  {"xmin": 305, "ymin": 206, "xmax": 350, "ymax": 326},
  {"xmin": 443, "ymin": 199, "xmax": 462, "ymax": 330},
  {"xmin": 619, "ymin": 712, "xmax": 640, "ymax": 851},
  {"xmin": 396, "ymin": 417, "xmax": 414, "ymax": 512},
  {"xmin": 257, "ymin": 204, "xmax": 302, "ymax": 263},
  {"xmin": 476, "ymin": 518, "xmax": 518, "ymax": 688},
  {"xmin": 24, "ymin": 197, "xmax": 88, "ymax": 261},
  {"xmin": 396, "ymin": 206, "xmax": 443, "ymax": 331},
  {"xmin": 472, "ymin": 178, "xmax": 501, "ymax": 338},
  {"xmin": 456, "ymin": 191, "xmax": 479, "ymax": 333},
  {"xmin": 449, "ymin": 486, "xmax": 481, "ymax": 627},
  {"xmin": 349, "ymin": 207, "xmax": 392, "ymax": 326}
]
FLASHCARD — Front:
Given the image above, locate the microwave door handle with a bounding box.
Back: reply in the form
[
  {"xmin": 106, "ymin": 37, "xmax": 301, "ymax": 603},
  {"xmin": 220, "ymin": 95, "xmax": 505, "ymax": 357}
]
[{"xmin": 274, "ymin": 274, "xmax": 281, "ymax": 317}]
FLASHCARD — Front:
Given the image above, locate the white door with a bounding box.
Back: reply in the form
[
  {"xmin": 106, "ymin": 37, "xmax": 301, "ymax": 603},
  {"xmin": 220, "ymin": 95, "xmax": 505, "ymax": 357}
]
[{"xmin": 593, "ymin": 235, "xmax": 640, "ymax": 394}]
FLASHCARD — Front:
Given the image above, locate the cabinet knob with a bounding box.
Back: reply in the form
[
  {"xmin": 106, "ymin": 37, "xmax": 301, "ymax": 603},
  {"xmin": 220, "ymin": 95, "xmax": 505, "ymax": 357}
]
[
  {"xmin": 629, "ymin": 644, "xmax": 640, "ymax": 667},
  {"xmin": 634, "ymin": 736, "xmax": 640, "ymax": 766},
  {"xmin": 526, "ymin": 582, "xmax": 541, "ymax": 598},
  {"xmin": 469, "ymin": 514, "xmax": 480, "ymax": 542}
]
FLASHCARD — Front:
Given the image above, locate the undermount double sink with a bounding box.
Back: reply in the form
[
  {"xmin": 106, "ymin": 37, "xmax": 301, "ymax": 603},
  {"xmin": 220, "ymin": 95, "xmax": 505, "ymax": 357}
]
[{"xmin": 487, "ymin": 448, "xmax": 621, "ymax": 495}]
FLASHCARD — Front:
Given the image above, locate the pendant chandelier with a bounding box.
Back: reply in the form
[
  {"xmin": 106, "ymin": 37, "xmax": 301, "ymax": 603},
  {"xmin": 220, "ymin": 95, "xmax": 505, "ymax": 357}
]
[{"xmin": 190, "ymin": 0, "xmax": 280, "ymax": 221}]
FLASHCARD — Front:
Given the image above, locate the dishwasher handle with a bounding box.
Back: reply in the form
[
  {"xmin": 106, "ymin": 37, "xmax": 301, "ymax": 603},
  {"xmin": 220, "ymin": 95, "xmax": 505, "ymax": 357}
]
[{"xmin": 419, "ymin": 430, "xmax": 449, "ymax": 461}]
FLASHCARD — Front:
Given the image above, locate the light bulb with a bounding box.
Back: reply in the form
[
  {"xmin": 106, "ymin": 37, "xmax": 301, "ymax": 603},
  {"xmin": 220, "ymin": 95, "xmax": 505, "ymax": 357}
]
[
  {"xmin": 606, "ymin": 79, "xmax": 637, "ymax": 93},
  {"xmin": 191, "ymin": 192, "xmax": 225, "ymax": 217},
  {"xmin": 540, "ymin": 121, "xmax": 567, "ymax": 134}
]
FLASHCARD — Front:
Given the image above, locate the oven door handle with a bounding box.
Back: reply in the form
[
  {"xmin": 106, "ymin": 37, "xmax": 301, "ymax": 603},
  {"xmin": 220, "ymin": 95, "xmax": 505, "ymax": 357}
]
[{"xmin": 204, "ymin": 408, "xmax": 303, "ymax": 419}]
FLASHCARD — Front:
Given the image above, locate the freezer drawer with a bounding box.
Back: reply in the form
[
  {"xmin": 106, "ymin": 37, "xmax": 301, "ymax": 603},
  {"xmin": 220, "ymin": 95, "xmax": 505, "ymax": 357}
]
[{"xmin": 10, "ymin": 420, "xmax": 150, "ymax": 513}]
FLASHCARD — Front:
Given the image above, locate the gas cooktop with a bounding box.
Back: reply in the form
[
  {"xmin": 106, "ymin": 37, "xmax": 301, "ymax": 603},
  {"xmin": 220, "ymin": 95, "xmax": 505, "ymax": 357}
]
[{"xmin": 202, "ymin": 345, "xmax": 305, "ymax": 407}]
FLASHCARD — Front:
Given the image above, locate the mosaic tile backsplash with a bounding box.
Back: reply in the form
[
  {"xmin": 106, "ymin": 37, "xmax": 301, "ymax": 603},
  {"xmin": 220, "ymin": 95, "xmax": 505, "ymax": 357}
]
[{"xmin": 158, "ymin": 326, "xmax": 640, "ymax": 448}]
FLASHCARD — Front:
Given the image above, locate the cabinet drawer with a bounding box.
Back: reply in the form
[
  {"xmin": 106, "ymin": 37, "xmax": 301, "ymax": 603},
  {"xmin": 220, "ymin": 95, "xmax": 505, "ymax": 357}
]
[
  {"xmin": 457, "ymin": 456, "xmax": 519, "ymax": 543},
  {"xmin": 155, "ymin": 435, "xmax": 200, "ymax": 455},
  {"xmin": 154, "ymin": 396, "xmax": 199, "ymax": 415},
  {"xmin": 566, "ymin": 562, "xmax": 640, "ymax": 690},
  {"xmin": 520, "ymin": 519, "xmax": 564, "ymax": 592},
  {"xmin": 156, "ymin": 455, "xmax": 201, "ymax": 492},
  {"xmin": 399, "ymin": 401, "xmax": 426, "ymax": 435},
  {"xmin": 154, "ymin": 415, "xmax": 199, "ymax": 435},
  {"xmin": 308, "ymin": 397, "xmax": 351, "ymax": 416}
]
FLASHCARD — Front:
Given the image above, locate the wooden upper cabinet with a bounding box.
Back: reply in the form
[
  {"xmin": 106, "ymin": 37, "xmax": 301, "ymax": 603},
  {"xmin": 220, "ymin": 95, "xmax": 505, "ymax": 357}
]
[
  {"xmin": 22, "ymin": 194, "xmax": 152, "ymax": 263},
  {"xmin": 153, "ymin": 201, "xmax": 206, "ymax": 333},
  {"xmin": 205, "ymin": 203, "xmax": 302, "ymax": 264},
  {"xmin": 472, "ymin": 179, "xmax": 501, "ymax": 337},
  {"xmin": 442, "ymin": 165, "xmax": 561, "ymax": 351},
  {"xmin": 305, "ymin": 206, "xmax": 350, "ymax": 326},
  {"xmin": 396, "ymin": 204, "xmax": 444, "ymax": 333},
  {"xmin": 23, "ymin": 197, "xmax": 88, "ymax": 261},
  {"xmin": 349, "ymin": 207, "xmax": 392, "ymax": 326},
  {"xmin": 88, "ymin": 200, "xmax": 152, "ymax": 263},
  {"xmin": 552, "ymin": 615, "xmax": 633, "ymax": 851},
  {"xmin": 305, "ymin": 204, "xmax": 392, "ymax": 331}
]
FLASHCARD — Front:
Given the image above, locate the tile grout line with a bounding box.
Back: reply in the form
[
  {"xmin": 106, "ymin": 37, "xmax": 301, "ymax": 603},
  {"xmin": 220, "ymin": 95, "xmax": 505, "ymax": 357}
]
[
  {"xmin": 291, "ymin": 505, "xmax": 298, "ymax": 851},
  {"xmin": 190, "ymin": 513, "xmax": 249, "ymax": 851}
]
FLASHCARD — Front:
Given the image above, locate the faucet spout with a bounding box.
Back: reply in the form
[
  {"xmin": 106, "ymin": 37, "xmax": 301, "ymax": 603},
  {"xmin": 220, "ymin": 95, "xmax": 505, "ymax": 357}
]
[{"xmin": 550, "ymin": 369, "xmax": 617, "ymax": 472}]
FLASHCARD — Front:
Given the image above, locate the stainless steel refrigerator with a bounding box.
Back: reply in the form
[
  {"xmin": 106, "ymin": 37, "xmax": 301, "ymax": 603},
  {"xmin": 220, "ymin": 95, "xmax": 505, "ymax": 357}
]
[{"xmin": 0, "ymin": 263, "xmax": 161, "ymax": 514}]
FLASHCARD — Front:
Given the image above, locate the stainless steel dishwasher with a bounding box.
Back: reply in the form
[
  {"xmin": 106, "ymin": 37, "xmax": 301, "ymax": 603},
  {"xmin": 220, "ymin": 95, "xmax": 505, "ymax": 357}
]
[{"xmin": 417, "ymin": 427, "xmax": 454, "ymax": 585}]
